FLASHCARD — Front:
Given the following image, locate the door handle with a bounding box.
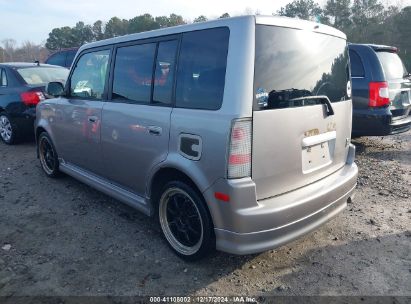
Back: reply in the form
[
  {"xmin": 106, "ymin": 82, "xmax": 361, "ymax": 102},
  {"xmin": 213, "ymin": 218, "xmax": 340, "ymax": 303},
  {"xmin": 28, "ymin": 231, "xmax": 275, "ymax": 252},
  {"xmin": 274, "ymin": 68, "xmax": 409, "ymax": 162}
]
[
  {"xmin": 148, "ymin": 126, "xmax": 162, "ymax": 136},
  {"xmin": 88, "ymin": 116, "xmax": 98, "ymax": 123},
  {"xmin": 302, "ymin": 131, "xmax": 336, "ymax": 148}
]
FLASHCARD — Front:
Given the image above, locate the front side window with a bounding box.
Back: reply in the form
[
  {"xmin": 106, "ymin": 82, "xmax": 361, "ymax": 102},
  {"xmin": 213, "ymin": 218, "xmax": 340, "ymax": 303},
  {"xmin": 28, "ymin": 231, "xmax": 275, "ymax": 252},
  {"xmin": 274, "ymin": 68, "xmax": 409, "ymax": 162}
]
[
  {"xmin": 112, "ymin": 43, "xmax": 156, "ymax": 104},
  {"xmin": 70, "ymin": 50, "xmax": 110, "ymax": 100},
  {"xmin": 176, "ymin": 27, "xmax": 229, "ymax": 110}
]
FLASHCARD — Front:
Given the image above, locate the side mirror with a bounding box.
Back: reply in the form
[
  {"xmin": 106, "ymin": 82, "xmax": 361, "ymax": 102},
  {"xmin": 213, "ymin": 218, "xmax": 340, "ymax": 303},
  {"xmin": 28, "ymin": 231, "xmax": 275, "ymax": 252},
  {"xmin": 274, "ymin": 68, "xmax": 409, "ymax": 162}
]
[{"xmin": 46, "ymin": 81, "xmax": 65, "ymax": 98}]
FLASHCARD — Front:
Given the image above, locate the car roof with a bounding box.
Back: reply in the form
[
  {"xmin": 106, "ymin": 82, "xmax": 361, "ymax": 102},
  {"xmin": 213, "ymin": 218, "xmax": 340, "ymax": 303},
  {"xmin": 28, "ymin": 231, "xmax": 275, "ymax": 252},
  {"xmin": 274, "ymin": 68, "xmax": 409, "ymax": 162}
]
[
  {"xmin": 47, "ymin": 48, "xmax": 79, "ymax": 56},
  {"xmin": 255, "ymin": 15, "xmax": 345, "ymax": 39},
  {"xmin": 0, "ymin": 62, "xmax": 63, "ymax": 68},
  {"xmin": 349, "ymin": 43, "xmax": 397, "ymax": 53},
  {"xmin": 79, "ymin": 15, "xmax": 346, "ymax": 53},
  {"xmin": 49, "ymin": 47, "xmax": 78, "ymax": 52}
]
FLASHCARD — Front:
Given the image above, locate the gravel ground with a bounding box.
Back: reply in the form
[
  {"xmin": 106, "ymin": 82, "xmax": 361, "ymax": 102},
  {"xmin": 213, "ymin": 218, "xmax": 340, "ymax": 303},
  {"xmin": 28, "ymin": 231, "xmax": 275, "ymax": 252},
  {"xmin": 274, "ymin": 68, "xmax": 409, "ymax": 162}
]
[{"xmin": 0, "ymin": 131, "xmax": 410, "ymax": 297}]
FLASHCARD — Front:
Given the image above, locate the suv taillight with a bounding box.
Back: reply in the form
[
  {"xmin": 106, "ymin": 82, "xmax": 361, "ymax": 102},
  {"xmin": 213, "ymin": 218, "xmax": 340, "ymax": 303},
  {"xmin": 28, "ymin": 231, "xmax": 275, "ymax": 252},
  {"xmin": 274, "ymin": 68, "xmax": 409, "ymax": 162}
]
[
  {"xmin": 228, "ymin": 119, "xmax": 252, "ymax": 179},
  {"xmin": 21, "ymin": 91, "xmax": 45, "ymax": 106},
  {"xmin": 369, "ymin": 82, "xmax": 390, "ymax": 107}
]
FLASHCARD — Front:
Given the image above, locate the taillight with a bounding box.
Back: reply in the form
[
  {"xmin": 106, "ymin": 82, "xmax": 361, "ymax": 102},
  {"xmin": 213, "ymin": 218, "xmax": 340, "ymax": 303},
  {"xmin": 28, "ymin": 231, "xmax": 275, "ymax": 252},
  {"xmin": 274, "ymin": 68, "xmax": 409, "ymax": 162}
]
[
  {"xmin": 369, "ymin": 82, "xmax": 390, "ymax": 107},
  {"xmin": 20, "ymin": 91, "xmax": 45, "ymax": 106},
  {"xmin": 228, "ymin": 119, "xmax": 252, "ymax": 179}
]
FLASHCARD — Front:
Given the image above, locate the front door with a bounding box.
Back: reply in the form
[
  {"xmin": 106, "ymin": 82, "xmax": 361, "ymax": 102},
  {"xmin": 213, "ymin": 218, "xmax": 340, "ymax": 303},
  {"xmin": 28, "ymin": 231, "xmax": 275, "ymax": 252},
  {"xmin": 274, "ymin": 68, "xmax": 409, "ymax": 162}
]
[{"xmin": 52, "ymin": 49, "xmax": 111, "ymax": 175}]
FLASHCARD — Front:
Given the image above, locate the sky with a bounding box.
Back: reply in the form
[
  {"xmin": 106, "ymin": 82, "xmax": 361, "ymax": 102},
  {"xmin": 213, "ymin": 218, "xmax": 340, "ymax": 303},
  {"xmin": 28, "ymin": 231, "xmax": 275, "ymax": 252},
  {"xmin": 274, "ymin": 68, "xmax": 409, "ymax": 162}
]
[{"xmin": 0, "ymin": 0, "xmax": 410, "ymax": 45}]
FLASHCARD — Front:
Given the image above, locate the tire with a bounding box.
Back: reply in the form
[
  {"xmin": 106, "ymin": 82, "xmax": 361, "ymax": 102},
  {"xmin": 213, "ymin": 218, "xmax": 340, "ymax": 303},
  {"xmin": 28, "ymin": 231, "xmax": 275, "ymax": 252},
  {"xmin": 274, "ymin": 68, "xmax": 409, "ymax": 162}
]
[
  {"xmin": 0, "ymin": 113, "xmax": 19, "ymax": 145},
  {"xmin": 158, "ymin": 181, "xmax": 215, "ymax": 261},
  {"xmin": 38, "ymin": 132, "xmax": 60, "ymax": 178}
]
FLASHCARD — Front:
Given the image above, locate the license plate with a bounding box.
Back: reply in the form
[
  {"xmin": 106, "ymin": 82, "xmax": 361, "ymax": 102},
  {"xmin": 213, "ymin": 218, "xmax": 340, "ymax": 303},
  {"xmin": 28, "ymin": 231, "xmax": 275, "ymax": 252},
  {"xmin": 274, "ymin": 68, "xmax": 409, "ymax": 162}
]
[{"xmin": 302, "ymin": 141, "xmax": 333, "ymax": 174}]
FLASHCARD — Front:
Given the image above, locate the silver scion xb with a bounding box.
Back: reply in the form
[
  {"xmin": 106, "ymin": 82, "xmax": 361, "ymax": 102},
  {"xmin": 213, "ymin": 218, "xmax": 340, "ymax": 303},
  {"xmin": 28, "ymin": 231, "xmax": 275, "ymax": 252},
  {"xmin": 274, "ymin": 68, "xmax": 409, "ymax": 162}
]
[{"xmin": 35, "ymin": 15, "xmax": 358, "ymax": 260}]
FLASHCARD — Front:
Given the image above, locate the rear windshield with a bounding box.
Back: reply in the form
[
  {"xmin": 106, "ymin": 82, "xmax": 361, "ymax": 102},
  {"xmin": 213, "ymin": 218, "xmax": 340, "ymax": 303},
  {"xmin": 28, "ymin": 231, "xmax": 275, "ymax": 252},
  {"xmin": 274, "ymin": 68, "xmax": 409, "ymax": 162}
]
[
  {"xmin": 66, "ymin": 50, "xmax": 77, "ymax": 67},
  {"xmin": 254, "ymin": 25, "xmax": 349, "ymax": 110},
  {"xmin": 376, "ymin": 51, "xmax": 408, "ymax": 80},
  {"xmin": 46, "ymin": 52, "xmax": 66, "ymax": 66},
  {"xmin": 17, "ymin": 67, "xmax": 69, "ymax": 85}
]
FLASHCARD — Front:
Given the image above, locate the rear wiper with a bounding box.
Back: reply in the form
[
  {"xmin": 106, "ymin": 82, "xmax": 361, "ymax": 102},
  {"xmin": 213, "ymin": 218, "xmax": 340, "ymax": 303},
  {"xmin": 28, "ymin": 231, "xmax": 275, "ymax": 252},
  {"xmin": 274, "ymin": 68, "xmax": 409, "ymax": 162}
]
[{"xmin": 289, "ymin": 95, "xmax": 335, "ymax": 116}]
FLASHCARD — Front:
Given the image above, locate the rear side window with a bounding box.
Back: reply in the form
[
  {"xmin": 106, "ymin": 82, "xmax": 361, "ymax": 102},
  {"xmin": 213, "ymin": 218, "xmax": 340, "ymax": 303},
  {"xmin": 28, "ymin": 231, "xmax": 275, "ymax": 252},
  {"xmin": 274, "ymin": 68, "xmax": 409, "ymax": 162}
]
[
  {"xmin": 349, "ymin": 50, "xmax": 365, "ymax": 77},
  {"xmin": 176, "ymin": 27, "xmax": 229, "ymax": 110},
  {"xmin": 112, "ymin": 43, "xmax": 156, "ymax": 104},
  {"xmin": 254, "ymin": 25, "xmax": 349, "ymax": 110},
  {"xmin": 376, "ymin": 51, "xmax": 408, "ymax": 80},
  {"xmin": 46, "ymin": 52, "xmax": 66, "ymax": 66},
  {"xmin": 70, "ymin": 50, "xmax": 110, "ymax": 100},
  {"xmin": 0, "ymin": 69, "xmax": 7, "ymax": 86},
  {"xmin": 153, "ymin": 40, "xmax": 178, "ymax": 105}
]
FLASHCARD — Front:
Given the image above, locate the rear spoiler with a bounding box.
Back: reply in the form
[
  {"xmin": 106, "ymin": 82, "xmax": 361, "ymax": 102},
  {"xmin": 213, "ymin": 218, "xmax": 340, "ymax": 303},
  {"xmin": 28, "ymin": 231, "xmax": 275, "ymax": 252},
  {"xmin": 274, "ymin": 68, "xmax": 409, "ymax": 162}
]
[
  {"xmin": 348, "ymin": 43, "xmax": 398, "ymax": 53},
  {"xmin": 370, "ymin": 45, "xmax": 398, "ymax": 53}
]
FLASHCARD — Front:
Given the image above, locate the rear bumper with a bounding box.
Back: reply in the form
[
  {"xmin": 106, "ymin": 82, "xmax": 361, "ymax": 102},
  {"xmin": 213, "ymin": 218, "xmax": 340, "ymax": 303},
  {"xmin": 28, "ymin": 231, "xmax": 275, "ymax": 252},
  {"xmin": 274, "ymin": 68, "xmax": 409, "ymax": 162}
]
[
  {"xmin": 13, "ymin": 115, "xmax": 35, "ymax": 136},
  {"xmin": 352, "ymin": 108, "xmax": 411, "ymax": 136},
  {"xmin": 390, "ymin": 115, "xmax": 411, "ymax": 134},
  {"xmin": 8, "ymin": 105, "xmax": 36, "ymax": 135},
  {"xmin": 205, "ymin": 154, "xmax": 358, "ymax": 255}
]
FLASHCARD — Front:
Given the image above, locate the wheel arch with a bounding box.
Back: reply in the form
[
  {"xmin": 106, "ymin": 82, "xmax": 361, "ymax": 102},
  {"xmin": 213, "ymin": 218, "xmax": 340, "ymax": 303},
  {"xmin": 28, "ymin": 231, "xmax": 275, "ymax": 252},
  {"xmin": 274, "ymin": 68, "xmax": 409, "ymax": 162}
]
[
  {"xmin": 35, "ymin": 121, "xmax": 59, "ymax": 159},
  {"xmin": 148, "ymin": 166, "xmax": 216, "ymax": 226},
  {"xmin": 149, "ymin": 167, "xmax": 202, "ymax": 205},
  {"xmin": 35, "ymin": 126, "xmax": 47, "ymax": 139}
]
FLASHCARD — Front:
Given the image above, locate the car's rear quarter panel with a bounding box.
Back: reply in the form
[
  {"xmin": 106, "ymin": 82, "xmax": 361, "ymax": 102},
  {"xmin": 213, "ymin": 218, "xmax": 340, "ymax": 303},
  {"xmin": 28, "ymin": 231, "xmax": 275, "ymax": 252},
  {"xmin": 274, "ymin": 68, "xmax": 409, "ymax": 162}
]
[{"xmin": 161, "ymin": 18, "xmax": 256, "ymax": 195}]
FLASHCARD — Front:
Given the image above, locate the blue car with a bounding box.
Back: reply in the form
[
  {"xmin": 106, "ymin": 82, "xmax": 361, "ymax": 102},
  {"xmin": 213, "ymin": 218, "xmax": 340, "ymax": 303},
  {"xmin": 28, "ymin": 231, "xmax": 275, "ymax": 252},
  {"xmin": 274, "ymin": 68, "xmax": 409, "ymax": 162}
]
[
  {"xmin": 45, "ymin": 48, "xmax": 78, "ymax": 69},
  {"xmin": 349, "ymin": 44, "xmax": 411, "ymax": 136},
  {"xmin": 0, "ymin": 63, "xmax": 68, "ymax": 144}
]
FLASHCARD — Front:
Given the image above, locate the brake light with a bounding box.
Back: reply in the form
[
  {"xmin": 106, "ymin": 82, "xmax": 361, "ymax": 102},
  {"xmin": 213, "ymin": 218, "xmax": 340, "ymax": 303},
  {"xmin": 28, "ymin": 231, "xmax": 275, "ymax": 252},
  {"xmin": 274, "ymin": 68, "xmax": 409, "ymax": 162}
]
[
  {"xmin": 228, "ymin": 119, "xmax": 252, "ymax": 179},
  {"xmin": 369, "ymin": 82, "xmax": 390, "ymax": 107},
  {"xmin": 20, "ymin": 91, "xmax": 45, "ymax": 106}
]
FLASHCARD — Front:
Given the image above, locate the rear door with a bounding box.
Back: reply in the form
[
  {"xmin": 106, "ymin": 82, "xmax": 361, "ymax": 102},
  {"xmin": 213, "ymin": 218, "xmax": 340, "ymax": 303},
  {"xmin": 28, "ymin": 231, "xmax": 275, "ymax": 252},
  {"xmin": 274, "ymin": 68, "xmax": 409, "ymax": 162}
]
[
  {"xmin": 0, "ymin": 68, "xmax": 13, "ymax": 111},
  {"xmin": 252, "ymin": 25, "xmax": 352, "ymax": 200},
  {"xmin": 0, "ymin": 68, "xmax": 27, "ymax": 110},
  {"xmin": 101, "ymin": 37, "xmax": 178, "ymax": 196},
  {"xmin": 376, "ymin": 51, "xmax": 411, "ymax": 119},
  {"xmin": 0, "ymin": 68, "xmax": 8, "ymax": 98}
]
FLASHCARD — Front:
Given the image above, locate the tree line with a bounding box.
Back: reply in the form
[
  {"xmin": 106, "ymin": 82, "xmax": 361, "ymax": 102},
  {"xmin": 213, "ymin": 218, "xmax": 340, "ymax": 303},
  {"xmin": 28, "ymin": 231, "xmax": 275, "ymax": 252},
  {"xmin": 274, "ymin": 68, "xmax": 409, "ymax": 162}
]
[
  {"xmin": 44, "ymin": 13, "xmax": 231, "ymax": 51},
  {"xmin": 0, "ymin": 13, "xmax": 231, "ymax": 63},
  {"xmin": 0, "ymin": 39, "xmax": 48, "ymax": 63},
  {"xmin": 1, "ymin": 2, "xmax": 410, "ymax": 69},
  {"xmin": 277, "ymin": 0, "xmax": 411, "ymax": 68}
]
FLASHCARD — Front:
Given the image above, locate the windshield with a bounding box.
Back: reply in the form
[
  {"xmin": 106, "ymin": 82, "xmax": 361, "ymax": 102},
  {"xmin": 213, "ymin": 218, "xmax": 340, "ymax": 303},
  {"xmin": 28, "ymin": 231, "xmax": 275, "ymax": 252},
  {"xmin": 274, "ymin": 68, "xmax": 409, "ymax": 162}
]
[
  {"xmin": 17, "ymin": 67, "xmax": 69, "ymax": 85},
  {"xmin": 254, "ymin": 25, "xmax": 349, "ymax": 110},
  {"xmin": 376, "ymin": 51, "xmax": 408, "ymax": 80}
]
